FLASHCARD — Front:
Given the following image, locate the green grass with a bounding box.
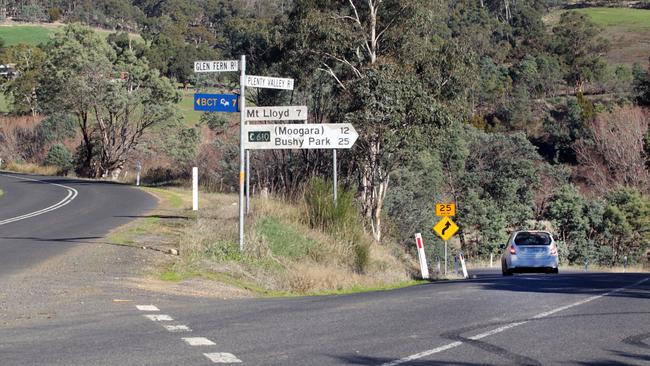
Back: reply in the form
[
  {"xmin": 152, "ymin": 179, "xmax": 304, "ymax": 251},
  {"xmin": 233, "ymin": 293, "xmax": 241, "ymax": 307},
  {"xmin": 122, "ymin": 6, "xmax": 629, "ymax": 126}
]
[
  {"xmin": 576, "ymin": 8, "xmax": 650, "ymax": 30},
  {"xmin": 0, "ymin": 25, "xmax": 56, "ymax": 46},
  {"xmin": 178, "ymin": 92, "xmax": 202, "ymax": 127},
  {"xmin": 0, "ymin": 189, "xmax": 4, "ymax": 198},
  {"xmin": 257, "ymin": 217, "xmax": 316, "ymax": 259},
  {"xmin": 0, "ymin": 23, "xmax": 143, "ymax": 47}
]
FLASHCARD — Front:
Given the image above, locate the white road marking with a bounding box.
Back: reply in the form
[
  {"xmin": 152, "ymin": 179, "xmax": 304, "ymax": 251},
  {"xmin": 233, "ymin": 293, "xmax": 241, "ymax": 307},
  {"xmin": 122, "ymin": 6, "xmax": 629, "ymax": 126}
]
[
  {"xmin": 182, "ymin": 337, "xmax": 216, "ymax": 346},
  {"xmin": 163, "ymin": 325, "xmax": 192, "ymax": 332},
  {"xmin": 381, "ymin": 277, "xmax": 649, "ymax": 366},
  {"xmin": 204, "ymin": 353, "xmax": 243, "ymax": 363},
  {"xmin": 144, "ymin": 314, "xmax": 173, "ymax": 321},
  {"xmin": 136, "ymin": 305, "xmax": 160, "ymax": 312},
  {"xmin": 0, "ymin": 174, "xmax": 79, "ymax": 226}
]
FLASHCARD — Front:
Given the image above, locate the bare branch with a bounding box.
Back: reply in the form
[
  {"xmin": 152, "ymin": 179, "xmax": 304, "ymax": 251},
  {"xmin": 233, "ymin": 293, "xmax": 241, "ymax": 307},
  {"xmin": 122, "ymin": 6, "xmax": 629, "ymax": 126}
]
[{"xmin": 318, "ymin": 63, "xmax": 347, "ymax": 90}]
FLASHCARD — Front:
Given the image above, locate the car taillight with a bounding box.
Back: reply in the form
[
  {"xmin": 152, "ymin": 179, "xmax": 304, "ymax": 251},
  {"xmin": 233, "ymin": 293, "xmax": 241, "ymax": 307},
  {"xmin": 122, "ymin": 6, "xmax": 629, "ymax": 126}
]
[
  {"xmin": 550, "ymin": 243, "xmax": 558, "ymax": 256},
  {"xmin": 509, "ymin": 245, "xmax": 516, "ymax": 255}
]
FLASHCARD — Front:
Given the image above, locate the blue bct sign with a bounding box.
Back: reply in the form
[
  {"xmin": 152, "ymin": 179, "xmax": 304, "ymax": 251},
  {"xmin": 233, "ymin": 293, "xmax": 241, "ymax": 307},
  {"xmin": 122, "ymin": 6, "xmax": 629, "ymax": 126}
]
[{"xmin": 193, "ymin": 93, "xmax": 239, "ymax": 112}]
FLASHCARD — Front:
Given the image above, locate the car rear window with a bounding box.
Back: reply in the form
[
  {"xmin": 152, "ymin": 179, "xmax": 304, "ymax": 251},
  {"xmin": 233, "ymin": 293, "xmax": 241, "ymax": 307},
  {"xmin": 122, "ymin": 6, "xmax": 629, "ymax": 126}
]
[{"xmin": 514, "ymin": 232, "xmax": 551, "ymax": 246}]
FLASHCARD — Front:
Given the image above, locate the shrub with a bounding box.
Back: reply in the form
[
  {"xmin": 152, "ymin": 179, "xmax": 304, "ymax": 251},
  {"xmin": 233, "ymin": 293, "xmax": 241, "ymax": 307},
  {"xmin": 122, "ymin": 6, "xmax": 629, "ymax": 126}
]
[
  {"xmin": 48, "ymin": 7, "xmax": 61, "ymax": 22},
  {"xmin": 303, "ymin": 177, "xmax": 370, "ymax": 273},
  {"xmin": 44, "ymin": 144, "xmax": 73, "ymax": 175}
]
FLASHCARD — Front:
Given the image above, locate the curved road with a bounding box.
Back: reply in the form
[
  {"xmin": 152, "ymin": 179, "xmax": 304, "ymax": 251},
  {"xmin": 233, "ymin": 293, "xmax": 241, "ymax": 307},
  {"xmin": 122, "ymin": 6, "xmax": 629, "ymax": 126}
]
[
  {"xmin": 0, "ymin": 172, "xmax": 649, "ymax": 365},
  {"xmin": 0, "ymin": 172, "xmax": 156, "ymax": 276}
]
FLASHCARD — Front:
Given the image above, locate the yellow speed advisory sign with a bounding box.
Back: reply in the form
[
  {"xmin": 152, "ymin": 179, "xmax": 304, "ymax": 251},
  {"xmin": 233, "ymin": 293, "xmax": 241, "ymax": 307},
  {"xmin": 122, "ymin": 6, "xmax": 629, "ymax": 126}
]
[
  {"xmin": 433, "ymin": 217, "xmax": 459, "ymax": 241},
  {"xmin": 436, "ymin": 203, "xmax": 456, "ymax": 217}
]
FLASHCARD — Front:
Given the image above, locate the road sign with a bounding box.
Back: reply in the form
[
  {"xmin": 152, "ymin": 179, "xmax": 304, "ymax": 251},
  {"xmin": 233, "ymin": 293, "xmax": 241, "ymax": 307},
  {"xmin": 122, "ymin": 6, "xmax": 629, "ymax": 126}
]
[
  {"xmin": 194, "ymin": 94, "xmax": 239, "ymax": 112},
  {"xmin": 245, "ymin": 106, "xmax": 307, "ymax": 121},
  {"xmin": 433, "ymin": 217, "xmax": 459, "ymax": 241},
  {"xmin": 436, "ymin": 203, "xmax": 456, "ymax": 217},
  {"xmin": 194, "ymin": 60, "xmax": 239, "ymax": 73},
  {"xmin": 245, "ymin": 75, "xmax": 294, "ymax": 90},
  {"xmin": 243, "ymin": 123, "xmax": 358, "ymax": 150}
]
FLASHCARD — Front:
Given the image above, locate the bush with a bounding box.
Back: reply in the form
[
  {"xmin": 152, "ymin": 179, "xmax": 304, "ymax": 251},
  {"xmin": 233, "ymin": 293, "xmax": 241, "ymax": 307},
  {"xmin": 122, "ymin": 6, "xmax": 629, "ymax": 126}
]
[
  {"xmin": 303, "ymin": 177, "xmax": 370, "ymax": 273},
  {"xmin": 44, "ymin": 144, "xmax": 73, "ymax": 175},
  {"xmin": 48, "ymin": 7, "xmax": 61, "ymax": 22}
]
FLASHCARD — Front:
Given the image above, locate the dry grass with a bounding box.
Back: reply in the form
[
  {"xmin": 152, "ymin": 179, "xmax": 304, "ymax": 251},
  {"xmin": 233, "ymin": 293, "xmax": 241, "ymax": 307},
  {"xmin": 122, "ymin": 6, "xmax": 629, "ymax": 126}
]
[
  {"xmin": 131, "ymin": 186, "xmax": 416, "ymax": 296},
  {"xmin": 3, "ymin": 162, "xmax": 58, "ymax": 176}
]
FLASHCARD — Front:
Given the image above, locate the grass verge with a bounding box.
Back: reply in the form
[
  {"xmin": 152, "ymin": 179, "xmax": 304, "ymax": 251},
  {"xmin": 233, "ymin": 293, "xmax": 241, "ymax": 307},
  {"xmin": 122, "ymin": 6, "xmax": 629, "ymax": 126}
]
[
  {"xmin": 2, "ymin": 162, "xmax": 58, "ymax": 175},
  {"xmin": 111, "ymin": 185, "xmax": 417, "ymax": 297}
]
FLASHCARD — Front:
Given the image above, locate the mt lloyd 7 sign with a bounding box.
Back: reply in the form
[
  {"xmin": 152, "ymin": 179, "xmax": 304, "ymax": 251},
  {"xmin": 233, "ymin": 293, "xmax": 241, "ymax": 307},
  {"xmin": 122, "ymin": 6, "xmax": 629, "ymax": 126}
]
[{"xmin": 243, "ymin": 123, "xmax": 358, "ymax": 150}]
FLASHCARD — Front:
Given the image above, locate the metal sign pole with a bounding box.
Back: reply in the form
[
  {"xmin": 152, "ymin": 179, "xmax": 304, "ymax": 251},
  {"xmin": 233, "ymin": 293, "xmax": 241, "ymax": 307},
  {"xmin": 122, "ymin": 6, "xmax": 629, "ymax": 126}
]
[
  {"xmin": 333, "ymin": 149, "xmax": 337, "ymax": 204},
  {"xmin": 246, "ymin": 150, "xmax": 250, "ymax": 214},
  {"xmin": 239, "ymin": 55, "xmax": 246, "ymax": 251},
  {"xmin": 444, "ymin": 240, "xmax": 448, "ymax": 276}
]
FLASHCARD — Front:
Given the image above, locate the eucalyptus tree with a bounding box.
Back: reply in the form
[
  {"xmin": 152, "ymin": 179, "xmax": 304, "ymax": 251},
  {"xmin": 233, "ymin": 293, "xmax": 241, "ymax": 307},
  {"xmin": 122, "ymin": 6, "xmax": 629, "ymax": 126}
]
[{"xmin": 38, "ymin": 24, "xmax": 181, "ymax": 178}]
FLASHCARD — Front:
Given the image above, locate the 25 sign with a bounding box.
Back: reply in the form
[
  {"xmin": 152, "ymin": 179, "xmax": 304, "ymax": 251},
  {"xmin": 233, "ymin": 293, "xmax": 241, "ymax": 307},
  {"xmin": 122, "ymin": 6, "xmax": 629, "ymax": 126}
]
[{"xmin": 436, "ymin": 203, "xmax": 456, "ymax": 217}]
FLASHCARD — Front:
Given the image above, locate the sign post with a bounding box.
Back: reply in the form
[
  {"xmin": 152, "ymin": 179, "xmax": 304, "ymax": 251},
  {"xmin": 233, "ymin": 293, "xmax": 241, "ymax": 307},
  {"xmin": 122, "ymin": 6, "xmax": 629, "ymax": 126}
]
[
  {"xmin": 136, "ymin": 161, "xmax": 142, "ymax": 186},
  {"xmin": 239, "ymin": 55, "xmax": 246, "ymax": 251},
  {"xmin": 192, "ymin": 167, "xmax": 198, "ymax": 211},
  {"xmin": 414, "ymin": 233, "xmax": 430, "ymax": 280},
  {"xmin": 433, "ymin": 208, "xmax": 459, "ymax": 277}
]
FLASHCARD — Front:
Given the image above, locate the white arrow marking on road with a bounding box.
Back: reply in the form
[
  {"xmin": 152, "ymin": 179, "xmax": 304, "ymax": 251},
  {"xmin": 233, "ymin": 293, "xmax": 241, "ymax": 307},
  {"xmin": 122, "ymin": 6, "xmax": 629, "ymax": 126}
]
[{"xmin": 0, "ymin": 174, "xmax": 78, "ymax": 226}]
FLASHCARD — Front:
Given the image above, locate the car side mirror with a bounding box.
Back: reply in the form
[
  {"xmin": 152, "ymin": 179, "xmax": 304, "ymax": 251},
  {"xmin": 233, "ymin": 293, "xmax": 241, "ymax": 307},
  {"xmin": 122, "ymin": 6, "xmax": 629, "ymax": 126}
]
[{"xmin": 499, "ymin": 243, "xmax": 506, "ymax": 250}]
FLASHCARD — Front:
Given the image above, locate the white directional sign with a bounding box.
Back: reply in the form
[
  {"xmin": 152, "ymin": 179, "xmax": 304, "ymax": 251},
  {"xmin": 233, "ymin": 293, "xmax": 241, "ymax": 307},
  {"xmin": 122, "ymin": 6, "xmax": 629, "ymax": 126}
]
[
  {"xmin": 194, "ymin": 60, "xmax": 239, "ymax": 73},
  {"xmin": 245, "ymin": 106, "xmax": 307, "ymax": 121},
  {"xmin": 244, "ymin": 123, "xmax": 358, "ymax": 150},
  {"xmin": 245, "ymin": 75, "xmax": 294, "ymax": 90}
]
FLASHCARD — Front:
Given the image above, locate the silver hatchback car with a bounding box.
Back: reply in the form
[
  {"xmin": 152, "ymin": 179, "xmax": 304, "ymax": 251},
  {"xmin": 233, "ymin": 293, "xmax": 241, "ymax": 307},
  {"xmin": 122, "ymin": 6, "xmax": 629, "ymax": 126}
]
[{"xmin": 501, "ymin": 230, "xmax": 559, "ymax": 276}]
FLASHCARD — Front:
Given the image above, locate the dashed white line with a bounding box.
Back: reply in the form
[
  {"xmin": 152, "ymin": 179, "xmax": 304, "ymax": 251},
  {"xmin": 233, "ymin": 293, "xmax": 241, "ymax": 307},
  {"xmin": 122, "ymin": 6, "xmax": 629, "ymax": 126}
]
[
  {"xmin": 204, "ymin": 352, "xmax": 243, "ymax": 363},
  {"xmin": 144, "ymin": 314, "xmax": 173, "ymax": 321},
  {"xmin": 381, "ymin": 277, "xmax": 649, "ymax": 366},
  {"xmin": 136, "ymin": 305, "xmax": 160, "ymax": 312},
  {"xmin": 183, "ymin": 337, "xmax": 216, "ymax": 346},
  {"xmin": 164, "ymin": 325, "xmax": 192, "ymax": 332}
]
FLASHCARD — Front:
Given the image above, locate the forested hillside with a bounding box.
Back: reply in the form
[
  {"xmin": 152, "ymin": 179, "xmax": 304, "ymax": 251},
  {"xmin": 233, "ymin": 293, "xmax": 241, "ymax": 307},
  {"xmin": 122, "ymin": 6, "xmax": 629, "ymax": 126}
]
[{"xmin": 0, "ymin": 0, "xmax": 648, "ymax": 268}]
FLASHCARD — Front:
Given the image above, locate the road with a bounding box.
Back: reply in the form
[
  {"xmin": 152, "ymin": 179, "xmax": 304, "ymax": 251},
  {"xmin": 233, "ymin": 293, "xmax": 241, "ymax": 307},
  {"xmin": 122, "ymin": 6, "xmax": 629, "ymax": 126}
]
[{"xmin": 1, "ymin": 173, "xmax": 649, "ymax": 365}]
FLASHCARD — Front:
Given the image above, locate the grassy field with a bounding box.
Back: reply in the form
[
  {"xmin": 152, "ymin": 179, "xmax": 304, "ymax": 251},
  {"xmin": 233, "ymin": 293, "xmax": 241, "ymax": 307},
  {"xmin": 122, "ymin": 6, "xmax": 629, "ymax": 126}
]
[
  {"xmin": 0, "ymin": 24, "xmax": 55, "ymax": 45},
  {"xmin": 575, "ymin": 7, "xmax": 650, "ymax": 29},
  {"xmin": 0, "ymin": 22, "xmax": 143, "ymax": 46},
  {"xmin": 178, "ymin": 91, "xmax": 203, "ymax": 127},
  {"xmin": 547, "ymin": 7, "xmax": 650, "ymax": 67}
]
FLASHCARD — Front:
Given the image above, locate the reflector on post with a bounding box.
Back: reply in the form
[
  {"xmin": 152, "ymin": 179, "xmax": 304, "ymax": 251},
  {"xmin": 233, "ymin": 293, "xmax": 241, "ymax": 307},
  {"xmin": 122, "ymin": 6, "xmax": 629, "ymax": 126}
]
[{"xmin": 414, "ymin": 233, "xmax": 430, "ymax": 280}]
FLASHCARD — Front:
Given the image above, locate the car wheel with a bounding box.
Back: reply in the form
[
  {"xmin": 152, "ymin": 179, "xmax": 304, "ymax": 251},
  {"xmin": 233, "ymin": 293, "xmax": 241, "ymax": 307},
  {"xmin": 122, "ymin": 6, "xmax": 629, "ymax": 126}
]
[{"xmin": 502, "ymin": 262, "xmax": 513, "ymax": 276}]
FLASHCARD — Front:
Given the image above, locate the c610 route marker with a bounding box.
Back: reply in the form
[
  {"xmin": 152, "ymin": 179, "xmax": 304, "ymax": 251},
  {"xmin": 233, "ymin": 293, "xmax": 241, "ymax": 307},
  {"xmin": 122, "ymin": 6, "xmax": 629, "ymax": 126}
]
[
  {"xmin": 243, "ymin": 123, "xmax": 358, "ymax": 150},
  {"xmin": 245, "ymin": 106, "xmax": 307, "ymax": 121}
]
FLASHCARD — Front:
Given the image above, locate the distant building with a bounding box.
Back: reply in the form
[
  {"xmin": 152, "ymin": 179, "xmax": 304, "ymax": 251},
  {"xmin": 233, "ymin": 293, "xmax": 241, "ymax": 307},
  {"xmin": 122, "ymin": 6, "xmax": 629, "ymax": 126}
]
[{"xmin": 0, "ymin": 64, "xmax": 18, "ymax": 79}]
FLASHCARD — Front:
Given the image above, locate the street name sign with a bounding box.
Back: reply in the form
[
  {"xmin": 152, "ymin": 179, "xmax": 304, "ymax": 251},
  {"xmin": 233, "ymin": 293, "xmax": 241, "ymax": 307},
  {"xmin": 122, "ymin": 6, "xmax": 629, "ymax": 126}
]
[
  {"xmin": 433, "ymin": 217, "xmax": 459, "ymax": 241},
  {"xmin": 245, "ymin": 106, "xmax": 308, "ymax": 121},
  {"xmin": 194, "ymin": 93, "xmax": 239, "ymax": 113},
  {"xmin": 243, "ymin": 123, "xmax": 358, "ymax": 149},
  {"xmin": 436, "ymin": 203, "xmax": 456, "ymax": 217},
  {"xmin": 245, "ymin": 75, "xmax": 294, "ymax": 90},
  {"xmin": 194, "ymin": 60, "xmax": 239, "ymax": 73}
]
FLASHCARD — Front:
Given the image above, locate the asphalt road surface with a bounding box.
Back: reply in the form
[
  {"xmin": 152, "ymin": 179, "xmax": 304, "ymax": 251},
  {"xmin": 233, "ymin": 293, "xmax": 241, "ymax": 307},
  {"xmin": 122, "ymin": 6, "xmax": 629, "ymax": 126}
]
[{"xmin": 1, "ymin": 173, "xmax": 649, "ymax": 365}]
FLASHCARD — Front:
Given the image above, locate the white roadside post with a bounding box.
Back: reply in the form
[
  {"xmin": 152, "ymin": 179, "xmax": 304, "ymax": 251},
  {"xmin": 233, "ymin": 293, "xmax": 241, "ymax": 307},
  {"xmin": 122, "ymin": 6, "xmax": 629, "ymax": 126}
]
[
  {"xmin": 239, "ymin": 55, "xmax": 246, "ymax": 251},
  {"xmin": 459, "ymin": 251, "xmax": 469, "ymax": 279},
  {"xmin": 136, "ymin": 161, "xmax": 142, "ymax": 186},
  {"xmin": 414, "ymin": 233, "xmax": 430, "ymax": 280},
  {"xmin": 490, "ymin": 253, "xmax": 494, "ymax": 268},
  {"xmin": 192, "ymin": 167, "xmax": 198, "ymax": 211}
]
